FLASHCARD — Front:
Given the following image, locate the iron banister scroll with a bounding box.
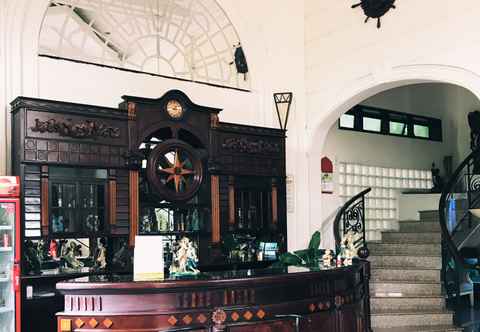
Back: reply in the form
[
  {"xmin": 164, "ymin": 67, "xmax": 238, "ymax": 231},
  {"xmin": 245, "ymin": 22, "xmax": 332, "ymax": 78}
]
[
  {"xmin": 438, "ymin": 148, "xmax": 480, "ymax": 267},
  {"xmin": 333, "ymin": 187, "xmax": 372, "ymax": 259}
]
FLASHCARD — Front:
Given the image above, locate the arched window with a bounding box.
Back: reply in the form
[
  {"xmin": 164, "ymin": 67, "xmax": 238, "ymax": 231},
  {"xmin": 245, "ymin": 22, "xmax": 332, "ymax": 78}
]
[{"xmin": 39, "ymin": 0, "xmax": 250, "ymax": 90}]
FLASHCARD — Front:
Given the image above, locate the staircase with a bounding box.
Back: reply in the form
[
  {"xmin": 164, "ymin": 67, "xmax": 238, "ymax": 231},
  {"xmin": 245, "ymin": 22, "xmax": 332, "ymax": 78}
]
[{"xmin": 369, "ymin": 210, "xmax": 462, "ymax": 332}]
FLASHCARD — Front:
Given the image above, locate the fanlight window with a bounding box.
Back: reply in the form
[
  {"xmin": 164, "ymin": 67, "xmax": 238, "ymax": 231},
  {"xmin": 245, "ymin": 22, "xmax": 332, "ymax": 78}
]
[{"xmin": 39, "ymin": 0, "xmax": 250, "ymax": 90}]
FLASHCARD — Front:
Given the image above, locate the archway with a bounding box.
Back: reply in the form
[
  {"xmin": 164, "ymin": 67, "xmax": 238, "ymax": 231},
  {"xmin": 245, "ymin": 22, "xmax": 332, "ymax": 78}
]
[{"xmin": 307, "ymin": 65, "xmax": 480, "ymax": 248}]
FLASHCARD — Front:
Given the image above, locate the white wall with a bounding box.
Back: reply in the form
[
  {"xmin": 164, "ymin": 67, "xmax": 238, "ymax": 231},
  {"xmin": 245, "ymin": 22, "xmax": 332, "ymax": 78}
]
[
  {"xmin": 323, "ymin": 84, "xmax": 453, "ymax": 171},
  {"xmin": 305, "ymin": 0, "xmax": 480, "ymax": 244},
  {"xmin": 0, "ymin": 0, "xmax": 309, "ymax": 251}
]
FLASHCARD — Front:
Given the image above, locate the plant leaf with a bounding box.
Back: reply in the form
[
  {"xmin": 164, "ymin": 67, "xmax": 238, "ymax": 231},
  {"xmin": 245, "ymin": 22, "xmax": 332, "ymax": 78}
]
[
  {"xmin": 308, "ymin": 231, "xmax": 321, "ymax": 250},
  {"xmin": 279, "ymin": 252, "xmax": 303, "ymax": 266}
]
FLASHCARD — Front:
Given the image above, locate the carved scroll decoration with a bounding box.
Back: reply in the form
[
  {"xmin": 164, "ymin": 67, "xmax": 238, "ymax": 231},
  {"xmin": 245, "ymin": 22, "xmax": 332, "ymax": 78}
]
[
  {"xmin": 222, "ymin": 137, "xmax": 280, "ymax": 154},
  {"xmin": 30, "ymin": 118, "xmax": 120, "ymax": 139}
]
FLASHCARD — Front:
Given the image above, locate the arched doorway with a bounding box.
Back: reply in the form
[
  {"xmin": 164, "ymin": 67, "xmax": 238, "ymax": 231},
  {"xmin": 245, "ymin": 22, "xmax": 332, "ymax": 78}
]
[{"xmin": 306, "ymin": 65, "xmax": 480, "ymax": 248}]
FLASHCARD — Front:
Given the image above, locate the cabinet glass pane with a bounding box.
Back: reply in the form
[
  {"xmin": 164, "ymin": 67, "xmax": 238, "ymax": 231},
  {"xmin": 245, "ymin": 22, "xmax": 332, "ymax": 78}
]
[{"xmin": 0, "ymin": 202, "xmax": 15, "ymax": 331}]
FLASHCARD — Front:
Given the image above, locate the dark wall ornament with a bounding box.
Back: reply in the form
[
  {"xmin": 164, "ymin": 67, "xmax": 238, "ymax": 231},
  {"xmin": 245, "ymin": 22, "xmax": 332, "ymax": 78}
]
[
  {"xmin": 30, "ymin": 118, "xmax": 121, "ymax": 139},
  {"xmin": 222, "ymin": 137, "xmax": 281, "ymax": 154},
  {"xmin": 352, "ymin": 0, "xmax": 396, "ymax": 29}
]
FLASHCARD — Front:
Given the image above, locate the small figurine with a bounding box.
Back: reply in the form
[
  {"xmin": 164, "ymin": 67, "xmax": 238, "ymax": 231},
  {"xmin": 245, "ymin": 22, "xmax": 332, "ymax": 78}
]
[
  {"xmin": 140, "ymin": 214, "xmax": 152, "ymax": 233},
  {"xmin": 51, "ymin": 214, "xmax": 64, "ymax": 233},
  {"xmin": 49, "ymin": 239, "xmax": 58, "ymax": 259},
  {"xmin": 94, "ymin": 238, "xmax": 107, "ymax": 270},
  {"xmin": 24, "ymin": 240, "xmax": 42, "ymax": 275},
  {"xmin": 169, "ymin": 237, "xmax": 199, "ymax": 275},
  {"xmin": 62, "ymin": 242, "xmax": 84, "ymax": 270},
  {"xmin": 112, "ymin": 239, "xmax": 131, "ymax": 270},
  {"xmin": 322, "ymin": 249, "xmax": 333, "ymax": 267}
]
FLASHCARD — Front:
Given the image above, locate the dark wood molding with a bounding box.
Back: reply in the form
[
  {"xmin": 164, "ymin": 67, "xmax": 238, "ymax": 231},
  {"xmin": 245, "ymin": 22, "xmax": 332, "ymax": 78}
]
[
  {"xmin": 108, "ymin": 170, "xmax": 117, "ymax": 227},
  {"xmin": 129, "ymin": 170, "xmax": 139, "ymax": 247},
  {"xmin": 41, "ymin": 165, "xmax": 49, "ymax": 236},
  {"xmin": 272, "ymin": 179, "xmax": 278, "ymax": 227},
  {"xmin": 228, "ymin": 176, "xmax": 235, "ymax": 230},
  {"xmin": 211, "ymin": 175, "xmax": 220, "ymax": 243}
]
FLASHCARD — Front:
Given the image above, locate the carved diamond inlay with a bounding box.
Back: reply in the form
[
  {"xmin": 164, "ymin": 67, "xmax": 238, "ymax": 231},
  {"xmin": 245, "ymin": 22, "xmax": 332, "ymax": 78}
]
[
  {"xmin": 256, "ymin": 309, "xmax": 266, "ymax": 319},
  {"xmin": 309, "ymin": 303, "xmax": 316, "ymax": 312},
  {"xmin": 103, "ymin": 318, "xmax": 113, "ymax": 328},
  {"xmin": 89, "ymin": 318, "xmax": 99, "ymax": 328},
  {"xmin": 75, "ymin": 319, "xmax": 85, "ymax": 328},
  {"xmin": 231, "ymin": 312, "xmax": 240, "ymax": 321},
  {"xmin": 183, "ymin": 315, "xmax": 193, "ymax": 325},
  {"xmin": 197, "ymin": 314, "xmax": 207, "ymax": 324},
  {"xmin": 168, "ymin": 316, "xmax": 178, "ymax": 325},
  {"xmin": 60, "ymin": 319, "xmax": 71, "ymax": 332},
  {"xmin": 243, "ymin": 311, "xmax": 253, "ymax": 320}
]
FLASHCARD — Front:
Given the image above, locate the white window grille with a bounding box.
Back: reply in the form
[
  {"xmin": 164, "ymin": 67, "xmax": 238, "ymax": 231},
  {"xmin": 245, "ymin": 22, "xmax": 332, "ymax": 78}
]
[{"xmin": 39, "ymin": 0, "xmax": 250, "ymax": 90}]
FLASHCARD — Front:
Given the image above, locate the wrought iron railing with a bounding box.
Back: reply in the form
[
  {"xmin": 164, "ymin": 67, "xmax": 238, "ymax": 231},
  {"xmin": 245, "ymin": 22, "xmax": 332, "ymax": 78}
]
[
  {"xmin": 334, "ymin": 187, "xmax": 372, "ymax": 259},
  {"xmin": 439, "ymin": 148, "xmax": 480, "ymax": 304}
]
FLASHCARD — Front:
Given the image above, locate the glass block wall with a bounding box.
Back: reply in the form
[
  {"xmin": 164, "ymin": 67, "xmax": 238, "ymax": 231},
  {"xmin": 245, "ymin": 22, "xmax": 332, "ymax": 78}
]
[{"xmin": 338, "ymin": 162, "xmax": 433, "ymax": 241}]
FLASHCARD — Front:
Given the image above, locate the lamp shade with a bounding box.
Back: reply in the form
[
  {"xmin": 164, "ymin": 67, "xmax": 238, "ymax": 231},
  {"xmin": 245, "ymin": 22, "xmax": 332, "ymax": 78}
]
[{"xmin": 274, "ymin": 92, "xmax": 293, "ymax": 131}]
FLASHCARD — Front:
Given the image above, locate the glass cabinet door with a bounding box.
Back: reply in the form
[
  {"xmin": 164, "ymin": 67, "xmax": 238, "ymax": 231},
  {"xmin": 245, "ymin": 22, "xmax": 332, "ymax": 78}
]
[{"xmin": 0, "ymin": 202, "xmax": 16, "ymax": 332}]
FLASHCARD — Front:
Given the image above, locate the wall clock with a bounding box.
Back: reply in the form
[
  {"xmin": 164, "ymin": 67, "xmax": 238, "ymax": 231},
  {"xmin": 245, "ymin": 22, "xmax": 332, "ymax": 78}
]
[
  {"xmin": 352, "ymin": 0, "xmax": 396, "ymax": 29},
  {"xmin": 165, "ymin": 99, "xmax": 184, "ymax": 119}
]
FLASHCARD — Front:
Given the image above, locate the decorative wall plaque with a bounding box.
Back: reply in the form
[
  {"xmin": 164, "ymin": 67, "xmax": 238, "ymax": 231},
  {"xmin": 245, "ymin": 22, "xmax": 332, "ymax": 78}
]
[
  {"xmin": 30, "ymin": 118, "xmax": 121, "ymax": 139},
  {"xmin": 221, "ymin": 137, "xmax": 281, "ymax": 154}
]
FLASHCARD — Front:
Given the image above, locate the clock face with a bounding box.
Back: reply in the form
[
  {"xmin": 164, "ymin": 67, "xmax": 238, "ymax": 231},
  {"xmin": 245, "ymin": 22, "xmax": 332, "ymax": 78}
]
[{"xmin": 166, "ymin": 100, "xmax": 184, "ymax": 119}]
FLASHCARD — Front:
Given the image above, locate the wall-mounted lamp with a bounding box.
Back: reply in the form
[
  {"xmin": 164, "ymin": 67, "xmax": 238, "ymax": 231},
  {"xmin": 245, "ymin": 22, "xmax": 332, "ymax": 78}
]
[{"xmin": 273, "ymin": 92, "xmax": 293, "ymax": 131}]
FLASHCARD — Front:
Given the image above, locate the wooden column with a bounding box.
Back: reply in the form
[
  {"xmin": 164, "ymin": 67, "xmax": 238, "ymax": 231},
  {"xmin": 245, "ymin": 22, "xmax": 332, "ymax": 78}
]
[
  {"xmin": 129, "ymin": 170, "xmax": 139, "ymax": 247},
  {"xmin": 40, "ymin": 165, "xmax": 49, "ymax": 236},
  {"xmin": 108, "ymin": 169, "xmax": 117, "ymax": 228},
  {"xmin": 271, "ymin": 179, "xmax": 278, "ymax": 227},
  {"xmin": 228, "ymin": 176, "xmax": 235, "ymax": 230},
  {"xmin": 211, "ymin": 175, "xmax": 220, "ymax": 243}
]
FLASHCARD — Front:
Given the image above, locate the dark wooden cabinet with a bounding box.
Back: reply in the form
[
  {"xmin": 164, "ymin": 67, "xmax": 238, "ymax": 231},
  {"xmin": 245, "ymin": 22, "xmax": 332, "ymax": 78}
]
[{"xmin": 11, "ymin": 90, "xmax": 289, "ymax": 330}]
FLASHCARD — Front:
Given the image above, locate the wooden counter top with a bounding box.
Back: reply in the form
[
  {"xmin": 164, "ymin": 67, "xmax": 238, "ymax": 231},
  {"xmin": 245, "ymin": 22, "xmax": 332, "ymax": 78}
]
[{"xmin": 56, "ymin": 261, "xmax": 371, "ymax": 332}]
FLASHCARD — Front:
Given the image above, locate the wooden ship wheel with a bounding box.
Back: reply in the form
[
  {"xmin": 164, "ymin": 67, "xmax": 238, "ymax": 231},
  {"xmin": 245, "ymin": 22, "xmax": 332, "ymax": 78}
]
[{"xmin": 146, "ymin": 139, "xmax": 203, "ymax": 202}]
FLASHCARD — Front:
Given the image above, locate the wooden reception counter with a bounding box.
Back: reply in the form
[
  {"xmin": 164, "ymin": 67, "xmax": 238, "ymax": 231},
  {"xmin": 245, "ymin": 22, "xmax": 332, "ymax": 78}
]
[{"xmin": 56, "ymin": 261, "xmax": 371, "ymax": 332}]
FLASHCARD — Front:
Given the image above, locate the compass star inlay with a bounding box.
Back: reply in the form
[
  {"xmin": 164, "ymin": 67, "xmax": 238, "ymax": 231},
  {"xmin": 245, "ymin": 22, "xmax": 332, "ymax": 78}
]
[{"xmin": 157, "ymin": 149, "xmax": 194, "ymax": 193}]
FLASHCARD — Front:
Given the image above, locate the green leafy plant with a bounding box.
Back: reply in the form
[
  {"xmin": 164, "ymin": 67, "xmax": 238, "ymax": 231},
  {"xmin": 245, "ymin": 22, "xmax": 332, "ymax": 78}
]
[{"xmin": 276, "ymin": 231, "xmax": 323, "ymax": 267}]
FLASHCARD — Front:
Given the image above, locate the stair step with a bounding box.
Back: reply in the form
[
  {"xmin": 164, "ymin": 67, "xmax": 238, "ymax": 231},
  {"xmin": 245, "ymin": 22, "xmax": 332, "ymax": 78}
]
[
  {"xmin": 374, "ymin": 324, "xmax": 462, "ymax": 331},
  {"xmin": 371, "ymin": 267, "xmax": 440, "ymax": 282},
  {"xmin": 369, "ymin": 242, "xmax": 441, "ymax": 256},
  {"xmin": 382, "ymin": 231, "xmax": 441, "ymax": 243},
  {"xmin": 371, "ymin": 281, "xmax": 442, "ymax": 296},
  {"xmin": 371, "ymin": 295, "xmax": 445, "ymax": 311},
  {"xmin": 419, "ymin": 210, "xmax": 440, "ymax": 221},
  {"xmin": 399, "ymin": 221, "xmax": 441, "ymax": 232},
  {"xmin": 370, "ymin": 254, "xmax": 441, "ymax": 269},
  {"xmin": 371, "ymin": 309, "xmax": 454, "ymax": 328}
]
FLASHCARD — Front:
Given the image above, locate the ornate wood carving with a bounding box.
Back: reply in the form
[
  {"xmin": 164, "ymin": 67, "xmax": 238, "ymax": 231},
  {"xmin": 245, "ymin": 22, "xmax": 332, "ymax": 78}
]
[
  {"xmin": 40, "ymin": 165, "xmax": 49, "ymax": 236},
  {"xmin": 222, "ymin": 137, "xmax": 281, "ymax": 154},
  {"xmin": 129, "ymin": 170, "xmax": 139, "ymax": 247},
  {"xmin": 211, "ymin": 175, "xmax": 220, "ymax": 243},
  {"xmin": 30, "ymin": 118, "xmax": 120, "ymax": 139}
]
